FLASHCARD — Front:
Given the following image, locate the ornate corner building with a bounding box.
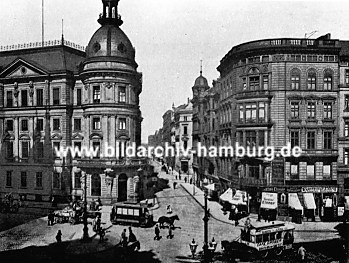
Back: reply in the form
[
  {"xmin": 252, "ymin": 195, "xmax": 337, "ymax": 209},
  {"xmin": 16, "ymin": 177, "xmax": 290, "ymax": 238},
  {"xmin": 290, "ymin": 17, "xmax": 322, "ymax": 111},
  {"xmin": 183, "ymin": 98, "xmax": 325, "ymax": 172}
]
[
  {"xmin": 193, "ymin": 34, "xmax": 349, "ymax": 218},
  {"xmin": 0, "ymin": 0, "xmax": 151, "ymax": 205}
]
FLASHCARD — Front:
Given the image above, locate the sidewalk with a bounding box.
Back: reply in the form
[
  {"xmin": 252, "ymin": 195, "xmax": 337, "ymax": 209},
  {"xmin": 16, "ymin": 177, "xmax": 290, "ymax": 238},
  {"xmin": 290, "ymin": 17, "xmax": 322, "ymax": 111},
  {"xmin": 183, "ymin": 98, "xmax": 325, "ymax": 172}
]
[{"xmin": 180, "ymin": 183, "xmax": 340, "ymax": 243}]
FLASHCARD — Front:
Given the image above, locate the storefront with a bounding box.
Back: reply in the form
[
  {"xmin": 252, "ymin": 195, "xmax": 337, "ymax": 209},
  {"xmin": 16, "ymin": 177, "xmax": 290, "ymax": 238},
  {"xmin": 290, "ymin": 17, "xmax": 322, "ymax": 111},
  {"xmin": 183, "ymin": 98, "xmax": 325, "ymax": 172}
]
[
  {"xmin": 260, "ymin": 192, "xmax": 278, "ymax": 221},
  {"xmin": 231, "ymin": 190, "xmax": 248, "ymax": 213},
  {"xmin": 288, "ymin": 193, "xmax": 303, "ymax": 224}
]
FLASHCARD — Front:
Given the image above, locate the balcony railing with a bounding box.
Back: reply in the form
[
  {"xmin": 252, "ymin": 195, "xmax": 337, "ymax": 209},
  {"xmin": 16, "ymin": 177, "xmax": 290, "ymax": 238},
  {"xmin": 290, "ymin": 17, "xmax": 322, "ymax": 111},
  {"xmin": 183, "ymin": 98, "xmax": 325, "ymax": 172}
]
[{"xmin": 0, "ymin": 39, "xmax": 85, "ymax": 52}]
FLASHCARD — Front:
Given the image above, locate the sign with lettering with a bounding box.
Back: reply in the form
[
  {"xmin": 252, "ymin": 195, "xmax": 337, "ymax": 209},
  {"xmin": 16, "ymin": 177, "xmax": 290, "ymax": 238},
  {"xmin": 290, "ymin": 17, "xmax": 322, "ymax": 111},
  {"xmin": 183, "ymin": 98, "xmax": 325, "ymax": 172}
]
[
  {"xmin": 260, "ymin": 192, "xmax": 278, "ymax": 209},
  {"xmin": 257, "ymin": 239, "xmax": 283, "ymax": 250},
  {"xmin": 301, "ymin": 186, "xmax": 337, "ymax": 193}
]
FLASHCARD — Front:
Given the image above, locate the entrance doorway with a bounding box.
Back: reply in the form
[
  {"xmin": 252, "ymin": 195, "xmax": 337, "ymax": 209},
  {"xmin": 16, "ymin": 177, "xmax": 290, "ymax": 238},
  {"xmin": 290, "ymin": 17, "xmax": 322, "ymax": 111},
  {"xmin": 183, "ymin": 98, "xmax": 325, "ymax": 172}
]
[
  {"xmin": 181, "ymin": 161, "xmax": 188, "ymax": 173},
  {"xmin": 118, "ymin": 174, "xmax": 127, "ymax": 202}
]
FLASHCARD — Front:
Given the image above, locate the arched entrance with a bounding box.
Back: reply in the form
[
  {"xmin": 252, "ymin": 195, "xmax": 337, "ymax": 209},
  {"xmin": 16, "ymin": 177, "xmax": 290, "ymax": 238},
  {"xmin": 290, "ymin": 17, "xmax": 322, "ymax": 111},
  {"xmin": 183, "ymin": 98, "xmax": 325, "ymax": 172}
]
[
  {"xmin": 118, "ymin": 174, "xmax": 128, "ymax": 202},
  {"xmin": 91, "ymin": 173, "xmax": 101, "ymax": 196}
]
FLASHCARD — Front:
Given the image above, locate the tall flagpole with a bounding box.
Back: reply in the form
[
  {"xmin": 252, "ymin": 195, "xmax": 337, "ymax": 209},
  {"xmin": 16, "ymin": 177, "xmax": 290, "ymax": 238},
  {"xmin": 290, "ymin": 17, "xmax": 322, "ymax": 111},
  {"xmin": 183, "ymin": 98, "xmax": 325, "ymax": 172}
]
[{"xmin": 42, "ymin": 0, "xmax": 44, "ymax": 46}]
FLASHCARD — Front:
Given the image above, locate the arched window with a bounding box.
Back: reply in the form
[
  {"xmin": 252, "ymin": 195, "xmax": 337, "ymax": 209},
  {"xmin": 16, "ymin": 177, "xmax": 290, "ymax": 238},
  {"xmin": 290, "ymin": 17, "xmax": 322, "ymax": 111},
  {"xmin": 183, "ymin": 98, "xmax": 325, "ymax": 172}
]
[
  {"xmin": 290, "ymin": 69, "xmax": 301, "ymax": 90},
  {"xmin": 307, "ymin": 70, "xmax": 317, "ymax": 90},
  {"xmin": 91, "ymin": 173, "xmax": 101, "ymax": 196},
  {"xmin": 323, "ymin": 70, "xmax": 333, "ymax": 91}
]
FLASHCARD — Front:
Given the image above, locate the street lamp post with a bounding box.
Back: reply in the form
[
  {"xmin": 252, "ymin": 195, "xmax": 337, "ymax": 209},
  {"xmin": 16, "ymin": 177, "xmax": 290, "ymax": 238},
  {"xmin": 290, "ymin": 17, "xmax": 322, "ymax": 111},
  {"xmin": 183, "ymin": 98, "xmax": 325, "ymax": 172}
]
[
  {"xmin": 82, "ymin": 171, "xmax": 89, "ymax": 242},
  {"xmin": 203, "ymin": 190, "xmax": 209, "ymax": 262},
  {"xmin": 189, "ymin": 238, "xmax": 198, "ymax": 259}
]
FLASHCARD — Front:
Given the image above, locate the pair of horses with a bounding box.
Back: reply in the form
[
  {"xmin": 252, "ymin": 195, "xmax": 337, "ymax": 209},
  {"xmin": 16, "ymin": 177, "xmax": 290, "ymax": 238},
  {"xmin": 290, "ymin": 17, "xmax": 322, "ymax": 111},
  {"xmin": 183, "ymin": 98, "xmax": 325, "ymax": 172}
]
[{"xmin": 157, "ymin": 214, "xmax": 180, "ymax": 228}]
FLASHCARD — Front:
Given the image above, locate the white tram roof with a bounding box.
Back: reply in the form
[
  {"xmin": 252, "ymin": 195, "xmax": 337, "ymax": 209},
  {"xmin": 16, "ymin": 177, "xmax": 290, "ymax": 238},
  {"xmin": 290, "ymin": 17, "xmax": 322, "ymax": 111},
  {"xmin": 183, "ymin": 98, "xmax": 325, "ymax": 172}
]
[{"xmin": 249, "ymin": 220, "xmax": 295, "ymax": 235}]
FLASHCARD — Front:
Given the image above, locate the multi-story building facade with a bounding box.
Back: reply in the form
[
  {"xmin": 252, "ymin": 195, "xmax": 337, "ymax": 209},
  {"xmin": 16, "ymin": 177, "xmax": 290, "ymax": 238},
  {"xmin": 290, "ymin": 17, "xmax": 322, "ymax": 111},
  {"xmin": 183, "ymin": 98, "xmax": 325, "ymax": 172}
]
[
  {"xmin": 162, "ymin": 109, "xmax": 175, "ymax": 168},
  {"xmin": 0, "ymin": 0, "xmax": 152, "ymax": 204},
  {"xmin": 173, "ymin": 99, "xmax": 193, "ymax": 174},
  {"xmin": 214, "ymin": 34, "xmax": 349, "ymax": 216}
]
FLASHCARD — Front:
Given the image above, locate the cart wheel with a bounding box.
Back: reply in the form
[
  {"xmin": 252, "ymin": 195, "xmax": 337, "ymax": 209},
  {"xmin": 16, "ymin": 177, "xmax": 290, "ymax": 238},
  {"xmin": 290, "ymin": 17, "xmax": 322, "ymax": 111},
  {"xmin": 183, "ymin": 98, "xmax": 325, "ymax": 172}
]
[
  {"xmin": 274, "ymin": 248, "xmax": 283, "ymax": 256},
  {"xmin": 259, "ymin": 250, "xmax": 268, "ymax": 258}
]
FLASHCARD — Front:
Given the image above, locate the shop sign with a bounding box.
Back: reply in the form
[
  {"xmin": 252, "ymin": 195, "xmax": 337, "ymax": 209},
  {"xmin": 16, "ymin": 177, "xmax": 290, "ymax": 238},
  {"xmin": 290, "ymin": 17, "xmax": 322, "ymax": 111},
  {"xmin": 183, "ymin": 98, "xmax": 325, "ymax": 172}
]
[
  {"xmin": 301, "ymin": 186, "xmax": 337, "ymax": 193},
  {"xmin": 338, "ymin": 207, "xmax": 344, "ymax": 217},
  {"xmin": 257, "ymin": 239, "xmax": 283, "ymax": 250}
]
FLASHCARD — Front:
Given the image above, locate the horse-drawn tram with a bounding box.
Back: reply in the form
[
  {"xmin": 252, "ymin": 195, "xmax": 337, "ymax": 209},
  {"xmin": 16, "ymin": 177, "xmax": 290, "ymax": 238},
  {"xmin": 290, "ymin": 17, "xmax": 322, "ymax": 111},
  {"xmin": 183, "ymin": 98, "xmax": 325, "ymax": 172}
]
[
  {"xmin": 110, "ymin": 202, "xmax": 153, "ymax": 227},
  {"xmin": 239, "ymin": 220, "xmax": 295, "ymax": 258}
]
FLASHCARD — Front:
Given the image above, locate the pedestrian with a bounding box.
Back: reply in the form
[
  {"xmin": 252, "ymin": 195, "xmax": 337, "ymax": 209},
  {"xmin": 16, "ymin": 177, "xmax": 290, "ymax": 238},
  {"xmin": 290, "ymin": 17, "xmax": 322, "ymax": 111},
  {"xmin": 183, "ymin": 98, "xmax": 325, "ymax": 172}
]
[
  {"xmin": 167, "ymin": 205, "xmax": 172, "ymax": 214},
  {"xmin": 298, "ymin": 245, "xmax": 306, "ymax": 261},
  {"xmin": 96, "ymin": 214, "xmax": 101, "ymax": 232},
  {"xmin": 184, "ymin": 177, "xmax": 187, "ymax": 183},
  {"xmin": 48, "ymin": 211, "xmax": 52, "ymax": 226},
  {"xmin": 110, "ymin": 206, "xmax": 116, "ymax": 222},
  {"xmin": 128, "ymin": 227, "xmax": 137, "ymax": 242},
  {"xmin": 167, "ymin": 225, "xmax": 173, "ymax": 239},
  {"xmin": 121, "ymin": 229, "xmax": 128, "ymax": 247},
  {"xmin": 154, "ymin": 224, "xmax": 160, "ymax": 240},
  {"xmin": 56, "ymin": 230, "xmax": 62, "ymax": 243},
  {"xmin": 179, "ymin": 171, "xmax": 181, "ymax": 180},
  {"xmin": 99, "ymin": 228, "xmax": 106, "ymax": 242}
]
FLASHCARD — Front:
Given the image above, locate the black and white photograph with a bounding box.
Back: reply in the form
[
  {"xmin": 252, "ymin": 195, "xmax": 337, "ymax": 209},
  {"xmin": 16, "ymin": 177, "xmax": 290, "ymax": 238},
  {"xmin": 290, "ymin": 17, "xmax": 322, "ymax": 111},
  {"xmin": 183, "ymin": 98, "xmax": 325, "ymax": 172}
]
[{"xmin": 0, "ymin": 0, "xmax": 349, "ymax": 262}]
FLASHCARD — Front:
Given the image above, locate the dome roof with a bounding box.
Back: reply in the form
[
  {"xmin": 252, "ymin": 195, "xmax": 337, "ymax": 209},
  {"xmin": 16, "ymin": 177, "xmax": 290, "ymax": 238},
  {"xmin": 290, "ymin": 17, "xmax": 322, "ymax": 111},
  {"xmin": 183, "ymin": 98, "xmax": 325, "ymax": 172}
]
[
  {"xmin": 85, "ymin": 25, "xmax": 135, "ymax": 61},
  {"xmin": 194, "ymin": 74, "xmax": 209, "ymax": 87}
]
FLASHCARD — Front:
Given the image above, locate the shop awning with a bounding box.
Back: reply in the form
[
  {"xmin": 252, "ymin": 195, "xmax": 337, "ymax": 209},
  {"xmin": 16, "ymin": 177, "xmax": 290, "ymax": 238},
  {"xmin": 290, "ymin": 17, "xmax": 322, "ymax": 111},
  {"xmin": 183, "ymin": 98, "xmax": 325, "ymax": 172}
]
[
  {"xmin": 204, "ymin": 183, "xmax": 215, "ymax": 191},
  {"xmin": 303, "ymin": 193, "xmax": 316, "ymax": 210},
  {"xmin": 260, "ymin": 192, "xmax": 278, "ymax": 210},
  {"xmin": 230, "ymin": 190, "xmax": 247, "ymax": 206},
  {"xmin": 219, "ymin": 188, "xmax": 233, "ymax": 202},
  {"xmin": 288, "ymin": 193, "xmax": 303, "ymax": 213}
]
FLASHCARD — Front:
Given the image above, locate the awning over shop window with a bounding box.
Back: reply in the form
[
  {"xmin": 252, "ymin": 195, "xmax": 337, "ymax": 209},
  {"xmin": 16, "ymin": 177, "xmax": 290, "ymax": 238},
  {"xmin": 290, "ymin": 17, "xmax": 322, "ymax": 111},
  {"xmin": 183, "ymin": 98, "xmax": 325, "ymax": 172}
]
[
  {"xmin": 230, "ymin": 190, "xmax": 247, "ymax": 206},
  {"xmin": 288, "ymin": 193, "xmax": 303, "ymax": 213},
  {"xmin": 303, "ymin": 193, "xmax": 316, "ymax": 210},
  {"xmin": 204, "ymin": 183, "xmax": 215, "ymax": 191},
  {"xmin": 219, "ymin": 188, "xmax": 233, "ymax": 203},
  {"xmin": 260, "ymin": 192, "xmax": 278, "ymax": 210}
]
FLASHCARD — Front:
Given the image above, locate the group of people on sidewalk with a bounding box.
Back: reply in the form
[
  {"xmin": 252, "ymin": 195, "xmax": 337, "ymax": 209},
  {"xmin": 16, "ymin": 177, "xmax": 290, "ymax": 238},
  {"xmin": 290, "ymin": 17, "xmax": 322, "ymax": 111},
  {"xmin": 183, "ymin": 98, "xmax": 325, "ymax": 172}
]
[{"xmin": 120, "ymin": 227, "xmax": 138, "ymax": 247}]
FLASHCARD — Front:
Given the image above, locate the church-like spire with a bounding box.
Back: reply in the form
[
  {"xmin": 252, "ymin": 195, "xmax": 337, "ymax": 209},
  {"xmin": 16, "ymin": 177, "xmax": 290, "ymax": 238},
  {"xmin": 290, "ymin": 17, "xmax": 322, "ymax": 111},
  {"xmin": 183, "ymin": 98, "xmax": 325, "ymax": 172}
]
[
  {"xmin": 200, "ymin": 59, "xmax": 203, "ymax": 76},
  {"xmin": 98, "ymin": 0, "xmax": 123, "ymax": 26}
]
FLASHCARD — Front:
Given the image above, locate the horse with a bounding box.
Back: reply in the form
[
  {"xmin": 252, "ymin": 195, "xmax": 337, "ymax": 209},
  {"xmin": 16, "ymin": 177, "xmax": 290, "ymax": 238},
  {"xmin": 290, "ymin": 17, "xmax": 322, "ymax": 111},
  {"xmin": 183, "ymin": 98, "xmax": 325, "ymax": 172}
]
[{"xmin": 158, "ymin": 214, "xmax": 180, "ymax": 228}]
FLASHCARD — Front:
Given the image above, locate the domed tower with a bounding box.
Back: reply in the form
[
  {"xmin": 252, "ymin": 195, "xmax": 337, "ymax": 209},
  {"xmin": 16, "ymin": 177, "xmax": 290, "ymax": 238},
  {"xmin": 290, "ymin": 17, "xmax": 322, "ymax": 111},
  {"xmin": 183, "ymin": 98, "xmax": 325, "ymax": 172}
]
[
  {"xmin": 76, "ymin": 0, "xmax": 144, "ymax": 204},
  {"xmin": 192, "ymin": 65, "xmax": 210, "ymax": 98}
]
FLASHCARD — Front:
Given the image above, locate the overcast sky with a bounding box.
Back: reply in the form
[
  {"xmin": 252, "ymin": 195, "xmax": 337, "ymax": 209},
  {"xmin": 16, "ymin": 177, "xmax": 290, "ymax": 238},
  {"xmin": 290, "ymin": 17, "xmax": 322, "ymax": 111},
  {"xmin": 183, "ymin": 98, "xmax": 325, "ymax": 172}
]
[{"xmin": 1, "ymin": 0, "xmax": 349, "ymax": 142}]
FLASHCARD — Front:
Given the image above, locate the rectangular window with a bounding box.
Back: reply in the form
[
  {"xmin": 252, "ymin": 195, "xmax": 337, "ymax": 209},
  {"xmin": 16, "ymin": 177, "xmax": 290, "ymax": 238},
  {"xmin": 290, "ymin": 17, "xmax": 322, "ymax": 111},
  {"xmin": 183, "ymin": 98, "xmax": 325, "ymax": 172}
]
[
  {"xmin": 53, "ymin": 172, "xmax": 60, "ymax": 189},
  {"xmin": 258, "ymin": 102, "xmax": 265, "ymax": 122},
  {"xmin": 306, "ymin": 164, "xmax": 315, "ymax": 178},
  {"xmin": 77, "ymin": 88, "xmax": 82, "ymax": 106},
  {"xmin": 37, "ymin": 119, "xmax": 44, "ymax": 131},
  {"xmin": 323, "ymin": 102, "xmax": 332, "ymax": 119},
  {"xmin": 345, "ymin": 121, "xmax": 349, "ymax": 137},
  {"xmin": 251, "ymin": 104, "xmax": 257, "ymax": 122},
  {"xmin": 21, "ymin": 141, "xmax": 29, "ymax": 158},
  {"xmin": 324, "ymin": 131, "xmax": 332, "ymax": 149},
  {"xmin": 263, "ymin": 75, "xmax": 269, "ymax": 90},
  {"xmin": 93, "ymin": 117, "xmax": 101, "ymax": 130},
  {"xmin": 291, "ymin": 102, "xmax": 299, "ymax": 118},
  {"xmin": 184, "ymin": 116, "xmax": 188, "ymax": 121},
  {"xmin": 53, "ymin": 142, "xmax": 60, "ymax": 158},
  {"xmin": 307, "ymin": 75, "xmax": 316, "ymax": 90},
  {"xmin": 93, "ymin": 141, "xmax": 100, "ymax": 159},
  {"xmin": 258, "ymin": 131, "xmax": 265, "ymax": 147},
  {"xmin": 36, "ymin": 172, "xmax": 43, "ymax": 188},
  {"xmin": 93, "ymin": 86, "xmax": 100, "ymax": 103},
  {"xmin": 346, "ymin": 70, "xmax": 349, "ymax": 85},
  {"xmin": 290, "ymin": 164, "xmax": 299, "ymax": 180},
  {"xmin": 6, "ymin": 171, "xmax": 12, "ymax": 187},
  {"xmin": 246, "ymin": 131, "xmax": 256, "ymax": 146},
  {"xmin": 239, "ymin": 105, "xmax": 244, "ymax": 123},
  {"xmin": 118, "ymin": 86, "xmax": 126, "ymax": 102},
  {"xmin": 119, "ymin": 118, "xmax": 126, "ymax": 130},
  {"xmin": 74, "ymin": 118, "xmax": 81, "ymax": 131},
  {"xmin": 21, "ymin": 119, "xmax": 28, "ymax": 131},
  {"xmin": 6, "ymin": 91, "xmax": 13, "ymax": 107},
  {"xmin": 53, "ymin": 88, "xmax": 60, "ymax": 105},
  {"xmin": 184, "ymin": 141, "xmax": 188, "ymax": 150},
  {"xmin": 345, "ymin": 149, "xmax": 349, "ymax": 165},
  {"xmin": 307, "ymin": 102, "xmax": 316, "ymax": 118},
  {"xmin": 21, "ymin": 171, "xmax": 27, "ymax": 188},
  {"xmin": 21, "ymin": 90, "xmax": 28, "ymax": 107},
  {"xmin": 183, "ymin": 126, "xmax": 188, "ymax": 135},
  {"xmin": 75, "ymin": 172, "xmax": 82, "ymax": 188},
  {"xmin": 307, "ymin": 131, "xmax": 316, "ymax": 149},
  {"xmin": 36, "ymin": 89, "xmax": 44, "ymax": 106},
  {"xmin": 290, "ymin": 131, "xmax": 299, "ymax": 148},
  {"xmin": 53, "ymin": 118, "xmax": 60, "ymax": 130},
  {"xmin": 291, "ymin": 76, "xmax": 300, "ymax": 90},
  {"xmin": 324, "ymin": 76, "xmax": 332, "ymax": 90},
  {"xmin": 249, "ymin": 76, "xmax": 260, "ymax": 90},
  {"xmin": 345, "ymin": 95, "xmax": 349, "ymax": 110},
  {"xmin": 242, "ymin": 78, "xmax": 247, "ymax": 90},
  {"xmin": 6, "ymin": 119, "xmax": 13, "ymax": 131},
  {"xmin": 37, "ymin": 142, "xmax": 44, "ymax": 159},
  {"xmin": 323, "ymin": 165, "xmax": 331, "ymax": 178},
  {"xmin": 73, "ymin": 142, "xmax": 82, "ymax": 159},
  {"xmin": 6, "ymin": 141, "xmax": 13, "ymax": 159}
]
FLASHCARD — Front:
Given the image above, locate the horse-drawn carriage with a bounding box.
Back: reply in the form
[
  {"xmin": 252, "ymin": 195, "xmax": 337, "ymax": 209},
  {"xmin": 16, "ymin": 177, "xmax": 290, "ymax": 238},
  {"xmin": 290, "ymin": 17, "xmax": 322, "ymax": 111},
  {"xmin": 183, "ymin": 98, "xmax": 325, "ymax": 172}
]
[
  {"xmin": 157, "ymin": 214, "xmax": 180, "ymax": 228},
  {"xmin": 0, "ymin": 193, "xmax": 20, "ymax": 213},
  {"xmin": 53, "ymin": 203, "xmax": 101, "ymax": 224}
]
